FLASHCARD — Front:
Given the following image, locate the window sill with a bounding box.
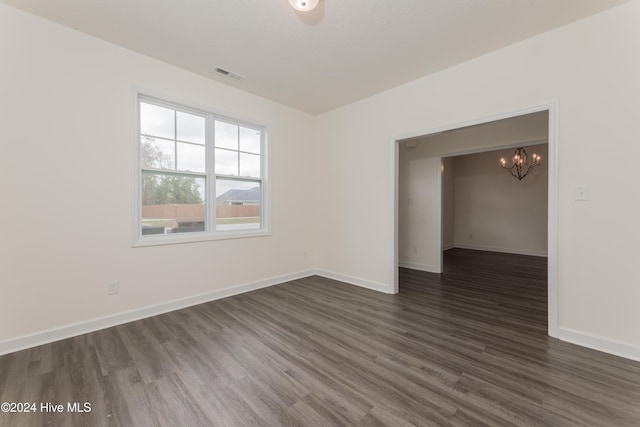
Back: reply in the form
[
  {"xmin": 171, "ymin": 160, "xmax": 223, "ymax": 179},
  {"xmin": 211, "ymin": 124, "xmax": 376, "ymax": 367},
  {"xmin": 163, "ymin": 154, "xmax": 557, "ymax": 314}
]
[{"xmin": 132, "ymin": 229, "xmax": 271, "ymax": 248}]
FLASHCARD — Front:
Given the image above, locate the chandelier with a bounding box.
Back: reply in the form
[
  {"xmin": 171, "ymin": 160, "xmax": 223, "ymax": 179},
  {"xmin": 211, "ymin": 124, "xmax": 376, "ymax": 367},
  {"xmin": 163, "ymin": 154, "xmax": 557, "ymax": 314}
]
[{"xmin": 500, "ymin": 147, "xmax": 541, "ymax": 181}]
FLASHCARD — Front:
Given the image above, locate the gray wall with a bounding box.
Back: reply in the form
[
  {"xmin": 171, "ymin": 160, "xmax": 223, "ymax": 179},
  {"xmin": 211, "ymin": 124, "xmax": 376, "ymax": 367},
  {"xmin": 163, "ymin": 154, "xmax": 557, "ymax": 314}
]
[{"xmin": 447, "ymin": 144, "xmax": 548, "ymax": 256}]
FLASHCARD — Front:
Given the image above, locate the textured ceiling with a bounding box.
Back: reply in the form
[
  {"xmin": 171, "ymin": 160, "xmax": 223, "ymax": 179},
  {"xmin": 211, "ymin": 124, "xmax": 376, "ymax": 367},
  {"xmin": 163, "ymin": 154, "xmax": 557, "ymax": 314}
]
[{"xmin": 0, "ymin": 0, "xmax": 629, "ymax": 114}]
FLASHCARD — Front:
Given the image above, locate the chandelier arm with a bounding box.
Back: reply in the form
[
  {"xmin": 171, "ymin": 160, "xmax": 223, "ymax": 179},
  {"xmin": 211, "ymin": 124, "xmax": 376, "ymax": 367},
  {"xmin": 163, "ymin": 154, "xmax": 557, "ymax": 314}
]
[
  {"xmin": 524, "ymin": 164, "xmax": 534, "ymax": 178},
  {"xmin": 507, "ymin": 166, "xmax": 522, "ymax": 180},
  {"xmin": 516, "ymin": 164, "xmax": 525, "ymax": 179},
  {"xmin": 524, "ymin": 162, "xmax": 540, "ymax": 178}
]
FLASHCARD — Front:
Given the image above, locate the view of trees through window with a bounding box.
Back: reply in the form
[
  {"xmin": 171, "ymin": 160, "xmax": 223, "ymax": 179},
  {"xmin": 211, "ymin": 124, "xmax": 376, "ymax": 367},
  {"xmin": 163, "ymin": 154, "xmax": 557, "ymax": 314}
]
[
  {"xmin": 138, "ymin": 97, "xmax": 263, "ymax": 238},
  {"xmin": 141, "ymin": 137, "xmax": 203, "ymax": 206}
]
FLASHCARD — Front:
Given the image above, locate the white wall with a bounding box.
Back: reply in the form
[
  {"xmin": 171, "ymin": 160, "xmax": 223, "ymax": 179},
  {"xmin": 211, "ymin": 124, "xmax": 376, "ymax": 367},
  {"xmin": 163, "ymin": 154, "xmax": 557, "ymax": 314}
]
[
  {"xmin": 442, "ymin": 157, "xmax": 455, "ymax": 249},
  {"xmin": 3, "ymin": 1, "xmax": 640, "ymax": 361},
  {"xmin": 316, "ymin": 1, "xmax": 640, "ymax": 354},
  {"xmin": 0, "ymin": 4, "xmax": 316, "ymax": 348},
  {"xmin": 452, "ymin": 144, "xmax": 548, "ymax": 256},
  {"xmin": 398, "ymin": 149, "xmax": 441, "ymax": 272}
]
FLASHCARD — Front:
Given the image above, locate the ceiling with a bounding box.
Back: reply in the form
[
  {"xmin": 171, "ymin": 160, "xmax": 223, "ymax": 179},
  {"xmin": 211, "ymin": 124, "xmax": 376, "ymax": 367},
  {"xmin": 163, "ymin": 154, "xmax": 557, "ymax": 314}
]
[{"xmin": 1, "ymin": 0, "xmax": 629, "ymax": 115}]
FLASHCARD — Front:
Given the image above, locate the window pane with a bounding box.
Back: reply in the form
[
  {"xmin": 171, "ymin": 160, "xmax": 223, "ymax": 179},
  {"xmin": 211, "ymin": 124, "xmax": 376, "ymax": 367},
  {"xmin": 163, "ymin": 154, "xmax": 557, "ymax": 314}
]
[
  {"xmin": 215, "ymin": 148, "xmax": 238, "ymax": 175},
  {"xmin": 215, "ymin": 120, "xmax": 238, "ymax": 150},
  {"xmin": 140, "ymin": 136, "xmax": 175, "ymax": 170},
  {"xmin": 240, "ymin": 127, "xmax": 261, "ymax": 154},
  {"xmin": 138, "ymin": 96, "xmax": 265, "ymax": 241},
  {"xmin": 177, "ymin": 142, "xmax": 205, "ymax": 172},
  {"xmin": 177, "ymin": 111, "xmax": 205, "ymax": 144},
  {"xmin": 240, "ymin": 153, "xmax": 260, "ymax": 178},
  {"xmin": 140, "ymin": 102, "xmax": 175, "ymax": 139},
  {"xmin": 141, "ymin": 172, "xmax": 206, "ymax": 235},
  {"xmin": 215, "ymin": 178, "xmax": 261, "ymax": 231}
]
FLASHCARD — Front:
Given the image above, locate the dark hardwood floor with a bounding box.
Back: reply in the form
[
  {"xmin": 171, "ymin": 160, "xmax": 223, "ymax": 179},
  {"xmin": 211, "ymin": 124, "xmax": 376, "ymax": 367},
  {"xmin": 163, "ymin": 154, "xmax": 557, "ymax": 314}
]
[{"xmin": 1, "ymin": 248, "xmax": 639, "ymax": 426}]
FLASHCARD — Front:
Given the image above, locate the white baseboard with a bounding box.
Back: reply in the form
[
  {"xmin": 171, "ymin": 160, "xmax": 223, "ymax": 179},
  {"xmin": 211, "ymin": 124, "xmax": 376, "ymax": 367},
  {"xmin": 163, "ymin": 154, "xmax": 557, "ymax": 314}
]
[
  {"xmin": 4, "ymin": 271, "xmax": 638, "ymax": 365},
  {"xmin": 559, "ymin": 327, "xmax": 640, "ymax": 362},
  {"xmin": 314, "ymin": 269, "xmax": 394, "ymax": 294},
  {"xmin": 0, "ymin": 270, "xmax": 315, "ymax": 356},
  {"xmin": 453, "ymin": 243, "xmax": 547, "ymax": 257},
  {"xmin": 442, "ymin": 244, "xmax": 455, "ymax": 251},
  {"xmin": 398, "ymin": 261, "xmax": 441, "ymax": 274}
]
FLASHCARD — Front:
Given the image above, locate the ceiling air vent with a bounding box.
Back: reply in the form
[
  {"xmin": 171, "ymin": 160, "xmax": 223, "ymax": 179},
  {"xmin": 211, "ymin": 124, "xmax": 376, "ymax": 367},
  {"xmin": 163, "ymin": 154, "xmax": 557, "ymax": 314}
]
[{"xmin": 213, "ymin": 66, "xmax": 245, "ymax": 81}]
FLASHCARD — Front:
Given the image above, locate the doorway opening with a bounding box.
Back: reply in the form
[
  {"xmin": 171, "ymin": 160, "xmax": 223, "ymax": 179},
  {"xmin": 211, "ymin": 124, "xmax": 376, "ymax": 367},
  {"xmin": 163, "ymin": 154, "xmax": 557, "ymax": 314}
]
[{"xmin": 392, "ymin": 104, "xmax": 557, "ymax": 337}]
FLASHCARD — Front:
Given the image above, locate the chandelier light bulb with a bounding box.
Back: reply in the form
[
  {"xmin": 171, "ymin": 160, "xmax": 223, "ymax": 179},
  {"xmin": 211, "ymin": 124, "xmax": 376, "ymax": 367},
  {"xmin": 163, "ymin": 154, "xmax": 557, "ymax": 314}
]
[{"xmin": 288, "ymin": 0, "xmax": 320, "ymax": 12}]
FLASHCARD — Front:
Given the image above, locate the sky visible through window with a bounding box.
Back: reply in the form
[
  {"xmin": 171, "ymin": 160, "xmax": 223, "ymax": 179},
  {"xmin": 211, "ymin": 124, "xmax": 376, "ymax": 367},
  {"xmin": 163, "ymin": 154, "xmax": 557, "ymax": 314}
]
[{"xmin": 139, "ymin": 98, "xmax": 263, "ymax": 236}]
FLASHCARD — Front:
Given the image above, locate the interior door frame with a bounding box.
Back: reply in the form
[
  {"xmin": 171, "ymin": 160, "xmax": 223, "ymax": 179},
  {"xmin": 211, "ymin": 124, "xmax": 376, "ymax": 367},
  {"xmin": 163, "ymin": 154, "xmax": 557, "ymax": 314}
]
[{"xmin": 392, "ymin": 102, "xmax": 559, "ymax": 338}]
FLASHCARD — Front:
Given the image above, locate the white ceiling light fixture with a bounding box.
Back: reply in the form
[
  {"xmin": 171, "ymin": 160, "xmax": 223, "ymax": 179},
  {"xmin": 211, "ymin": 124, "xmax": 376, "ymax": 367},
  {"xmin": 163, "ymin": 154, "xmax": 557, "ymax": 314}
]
[{"xmin": 288, "ymin": 0, "xmax": 320, "ymax": 12}]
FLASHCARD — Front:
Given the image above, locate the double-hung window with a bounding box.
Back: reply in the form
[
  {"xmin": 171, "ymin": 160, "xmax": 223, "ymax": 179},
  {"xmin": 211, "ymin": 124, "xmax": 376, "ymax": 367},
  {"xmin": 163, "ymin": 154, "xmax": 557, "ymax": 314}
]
[{"xmin": 135, "ymin": 94, "xmax": 268, "ymax": 245}]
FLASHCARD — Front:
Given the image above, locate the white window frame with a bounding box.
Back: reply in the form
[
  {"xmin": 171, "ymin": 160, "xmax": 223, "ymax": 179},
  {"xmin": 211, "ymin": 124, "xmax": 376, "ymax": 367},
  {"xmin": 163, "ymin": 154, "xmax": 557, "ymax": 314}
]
[{"xmin": 132, "ymin": 91, "xmax": 270, "ymax": 247}]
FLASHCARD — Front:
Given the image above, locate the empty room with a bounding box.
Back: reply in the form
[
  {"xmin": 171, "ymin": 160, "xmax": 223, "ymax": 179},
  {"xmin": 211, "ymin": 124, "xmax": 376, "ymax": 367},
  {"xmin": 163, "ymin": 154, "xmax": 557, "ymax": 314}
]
[{"xmin": 1, "ymin": 1, "xmax": 640, "ymax": 426}]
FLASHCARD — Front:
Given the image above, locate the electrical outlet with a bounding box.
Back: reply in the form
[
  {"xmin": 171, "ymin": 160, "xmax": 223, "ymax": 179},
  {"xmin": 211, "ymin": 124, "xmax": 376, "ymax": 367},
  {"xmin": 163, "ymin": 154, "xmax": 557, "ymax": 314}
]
[
  {"xmin": 107, "ymin": 281, "xmax": 119, "ymax": 296},
  {"xmin": 575, "ymin": 185, "xmax": 589, "ymax": 201}
]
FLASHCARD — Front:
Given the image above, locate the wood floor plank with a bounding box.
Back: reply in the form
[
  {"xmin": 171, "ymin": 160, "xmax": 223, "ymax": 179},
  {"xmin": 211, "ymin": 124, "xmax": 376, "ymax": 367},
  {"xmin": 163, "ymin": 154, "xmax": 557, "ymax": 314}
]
[{"xmin": 1, "ymin": 248, "xmax": 640, "ymax": 426}]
